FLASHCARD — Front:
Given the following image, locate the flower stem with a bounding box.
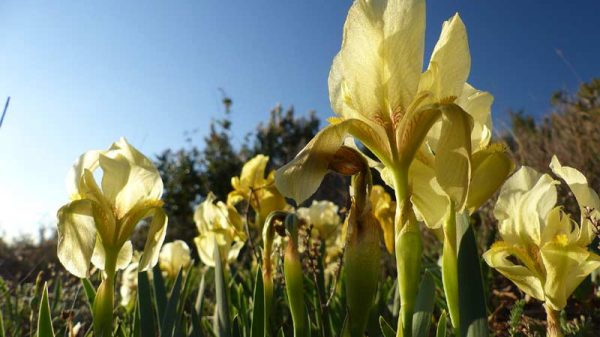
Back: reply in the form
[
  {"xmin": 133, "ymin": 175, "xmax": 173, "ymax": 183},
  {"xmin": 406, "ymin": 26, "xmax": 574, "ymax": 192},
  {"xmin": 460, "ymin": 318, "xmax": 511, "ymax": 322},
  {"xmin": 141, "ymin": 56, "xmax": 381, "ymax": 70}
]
[
  {"xmin": 93, "ymin": 251, "xmax": 118, "ymax": 337},
  {"xmin": 545, "ymin": 305, "xmax": 564, "ymax": 337},
  {"xmin": 393, "ymin": 169, "xmax": 422, "ymax": 337},
  {"xmin": 441, "ymin": 204, "xmax": 460, "ymax": 335}
]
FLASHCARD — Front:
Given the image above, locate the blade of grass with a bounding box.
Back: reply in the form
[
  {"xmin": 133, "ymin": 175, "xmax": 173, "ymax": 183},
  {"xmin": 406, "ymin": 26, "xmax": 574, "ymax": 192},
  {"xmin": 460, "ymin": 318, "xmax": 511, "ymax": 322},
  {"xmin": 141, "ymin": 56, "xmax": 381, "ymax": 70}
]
[
  {"xmin": 457, "ymin": 221, "xmax": 488, "ymax": 337},
  {"xmin": 153, "ymin": 264, "xmax": 168, "ymax": 323},
  {"xmin": 436, "ymin": 312, "xmax": 447, "ymax": 337},
  {"xmin": 161, "ymin": 269, "xmax": 184, "ymax": 337},
  {"xmin": 138, "ymin": 271, "xmax": 157, "ymax": 337},
  {"xmin": 250, "ymin": 266, "xmax": 264, "ymax": 337},
  {"xmin": 37, "ymin": 283, "xmax": 55, "ymax": 337},
  {"xmin": 81, "ymin": 279, "xmax": 96, "ymax": 312},
  {"xmin": 214, "ymin": 242, "xmax": 231, "ymax": 337},
  {"xmin": 379, "ymin": 316, "xmax": 395, "ymax": 337},
  {"xmin": 412, "ymin": 271, "xmax": 436, "ymax": 337}
]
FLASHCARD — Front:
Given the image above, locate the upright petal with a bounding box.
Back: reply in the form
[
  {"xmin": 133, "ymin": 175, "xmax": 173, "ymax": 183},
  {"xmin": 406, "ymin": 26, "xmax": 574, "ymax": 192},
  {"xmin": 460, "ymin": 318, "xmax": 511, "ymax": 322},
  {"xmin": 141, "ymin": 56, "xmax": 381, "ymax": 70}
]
[
  {"xmin": 57, "ymin": 199, "xmax": 98, "ymax": 278},
  {"xmin": 550, "ymin": 156, "xmax": 600, "ymax": 246},
  {"xmin": 419, "ymin": 14, "xmax": 470, "ymax": 100},
  {"xmin": 100, "ymin": 139, "xmax": 163, "ymax": 218},
  {"xmin": 329, "ymin": 0, "xmax": 425, "ymax": 119},
  {"xmin": 434, "ymin": 104, "xmax": 473, "ymax": 210},
  {"xmin": 494, "ymin": 167, "xmax": 557, "ymax": 246},
  {"xmin": 456, "ymin": 83, "xmax": 494, "ymax": 150},
  {"xmin": 66, "ymin": 150, "xmax": 102, "ymax": 200}
]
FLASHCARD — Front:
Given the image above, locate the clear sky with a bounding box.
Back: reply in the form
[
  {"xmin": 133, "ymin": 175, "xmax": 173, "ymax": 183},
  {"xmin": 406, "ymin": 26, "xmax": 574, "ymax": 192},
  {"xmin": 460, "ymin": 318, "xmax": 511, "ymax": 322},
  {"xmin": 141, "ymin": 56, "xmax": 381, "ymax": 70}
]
[{"xmin": 1, "ymin": 1, "xmax": 599, "ymax": 239}]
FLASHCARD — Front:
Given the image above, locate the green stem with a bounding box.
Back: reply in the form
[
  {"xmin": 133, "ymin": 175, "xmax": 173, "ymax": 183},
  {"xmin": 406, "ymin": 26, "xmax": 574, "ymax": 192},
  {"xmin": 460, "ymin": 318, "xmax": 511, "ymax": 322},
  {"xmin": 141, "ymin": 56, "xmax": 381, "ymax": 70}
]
[
  {"xmin": 284, "ymin": 239, "xmax": 308, "ymax": 337},
  {"xmin": 393, "ymin": 169, "xmax": 422, "ymax": 337},
  {"xmin": 93, "ymin": 250, "xmax": 118, "ymax": 337},
  {"xmin": 441, "ymin": 205, "xmax": 460, "ymax": 335}
]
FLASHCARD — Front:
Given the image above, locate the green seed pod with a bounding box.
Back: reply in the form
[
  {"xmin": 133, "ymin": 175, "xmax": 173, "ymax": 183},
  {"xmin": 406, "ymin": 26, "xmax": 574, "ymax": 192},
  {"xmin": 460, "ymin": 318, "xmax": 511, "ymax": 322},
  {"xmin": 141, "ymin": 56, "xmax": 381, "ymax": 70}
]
[
  {"xmin": 343, "ymin": 204, "xmax": 381, "ymax": 337},
  {"xmin": 283, "ymin": 214, "xmax": 309, "ymax": 337}
]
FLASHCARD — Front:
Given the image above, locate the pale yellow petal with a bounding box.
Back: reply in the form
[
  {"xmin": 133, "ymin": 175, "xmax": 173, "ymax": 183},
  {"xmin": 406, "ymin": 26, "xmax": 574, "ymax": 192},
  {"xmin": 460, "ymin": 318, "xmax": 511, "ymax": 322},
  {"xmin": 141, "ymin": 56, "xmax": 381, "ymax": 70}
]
[
  {"xmin": 329, "ymin": 0, "xmax": 425, "ymax": 119},
  {"xmin": 138, "ymin": 208, "xmax": 168, "ymax": 271},
  {"xmin": 550, "ymin": 156, "xmax": 600, "ymax": 246},
  {"xmin": 159, "ymin": 240, "xmax": 192, "ymax": 278},
  {"xmin": 57, "ymin": 199, "xmax": 98, "ymax": 278},
  {"xmin": 100, "ymin": 138, "xmax": 163, "ymax": 218},
  {"xmin": 91, "ymin": 239, "xmax": 133, "ymax": 271},
  {"xmin": 494, "ymin": 166, "xmax": 557, "ymax": 246},
  {"xmin": 195, "ymin": 234, "xmax": 217, "ymax": 267},
  {"xmin": 456, "ymin": 83, "xmax": 494, "ymax": 150},
  {"xmin": 483, "ymin": 243, "xmax": 545, "ymax": 302},
  {"xmin": 466, "ymin": 144, "xmax": 514, "ymax": 213},
  {"xmin": 409, "ymin": 159, "xmax": 449, "ymax": 229},
  {"xmin": 540, "ymin": 243, "xmax": 600, "ymax": 310},
  {"xmin": 240, "ymin": 155, "xmax": 269, "ymax": 190},
  {"xmin": 275, "ymin": 120, "xmax": 377, "ymax": 204},
  {"xmin": 370, "ymin": 185, "xmax": 395, "ymax": 252},
  {"xmin": 434, "ymin": 104, "xmax": 473, "ymax": 210},
  {"xmin": 419, "ymin": 14, "xmax": 470, "ymax": 100},
  {"xmin": 66, "ymin": 150, "xmax": 102, "ymax": 200}
]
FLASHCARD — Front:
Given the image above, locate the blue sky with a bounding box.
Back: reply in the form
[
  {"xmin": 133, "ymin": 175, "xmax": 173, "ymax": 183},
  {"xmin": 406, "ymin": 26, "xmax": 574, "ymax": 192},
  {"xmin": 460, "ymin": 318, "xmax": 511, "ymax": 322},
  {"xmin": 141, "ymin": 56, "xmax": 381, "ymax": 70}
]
[{"xmin": 1, "ymin": 1, "xmax": 599, "ymax": 238}]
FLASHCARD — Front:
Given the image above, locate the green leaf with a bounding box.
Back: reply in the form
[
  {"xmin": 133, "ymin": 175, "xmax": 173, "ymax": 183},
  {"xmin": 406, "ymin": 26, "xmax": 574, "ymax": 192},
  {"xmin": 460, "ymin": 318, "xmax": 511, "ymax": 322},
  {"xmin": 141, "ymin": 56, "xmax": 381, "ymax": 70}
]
[
  {"xmin": 161, "ymin": 269, "xmax": 184, "ymax": 337},
  {"xmin": 36, "ymin": 283, "xmax": 55, "ymax": 337},
  {"xmin": 138, "ymin": 271, "xmax": 157, "ymax": 337},
  {"xmin": 195, "ymin": 273, "xmax": 206, "ymax": 315},
  {"xmin": 250, "ymin": 266, "xmax": 264, "ymax": 337},
  {"xmin": 232, "ymin": 315, "xmax": 242, "ymax": 337},
  {"xmin": 0, "ymin": 307, "xmax": 5, "ymax": 337},
  {"xmin": 190, "ymin": 307, "xmax": 204, "ymax": 337},
  {"xmin": 457, "ymin": 223, "xmax": 488, "ymax": 337},
  {"xmin": 81, "ymin": 278, "xmax": 96, "ymax": 311},
  {"xmin": 50, "ymin": 278, "xmax": 61, "ymax": 312},
  {"xmin": 436, "ymin": 312, "xmax": 447, "ymax": 337},
  {"xmin": 412, "ymin": 271, "xmax": 436, "ymax": 337},
  {"xmin": 214, "ymin": 242, "xmax": 231, "ymax": 337},
  {"xmin": 153, "ymin": 264, "xmax": 168, "ymax": 322},
  {"xmin": 379, "ymin": 316, "xmax": 395, "ymax": 337}
]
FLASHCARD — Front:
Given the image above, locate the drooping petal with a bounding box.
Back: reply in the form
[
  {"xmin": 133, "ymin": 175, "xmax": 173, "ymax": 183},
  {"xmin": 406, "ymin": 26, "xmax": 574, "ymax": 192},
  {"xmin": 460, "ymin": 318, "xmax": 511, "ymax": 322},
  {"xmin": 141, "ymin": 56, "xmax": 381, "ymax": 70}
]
[
  {"xmin": 434, "ymin": 104, "xmax": 473, "ymax": 210},
  {"xmin": 419, "ymin": 14, "xmax": 470, "ymax": 101},
  {"xmin": 275, "ymin": 119, "xmax": 377, "ymax": 204},
  {"xmin": 138, "ymin": 208, "xmax": 168, "ymax": 272},
  {"xmin": 549, "ymin": 156, "xmax": 600, "ymax": 246},
  {"xmin": 409, "ymin": 159, "xmax": 449, "ymax": 229},
  {"xmin": 57, "ymin": 199, "xmax": 98, "ymax": 278},
  {"xmin": 194, "ymin": 234, "xmax": 217, "ymax": 267},
  {"xmin": 466, "ymin": 144, "xmax": 514, "ymax": 213},
  {"xmin": 240, "ymin": 155, "xmax": 270, "ymax": 190},
  {"xmin": 100, "ymin": 138, "xmax": 163, "ymax": 218},
  {"xmin": 482, "ymin": 242, "xmax": 545, "ymax": 302},
  {"xmin": 329, "ymin": 0, "xmax": 425, "ymax": 120},
  {"xmin": 541, "ymin": 242, "xmax": 600, "ymax": 310}
]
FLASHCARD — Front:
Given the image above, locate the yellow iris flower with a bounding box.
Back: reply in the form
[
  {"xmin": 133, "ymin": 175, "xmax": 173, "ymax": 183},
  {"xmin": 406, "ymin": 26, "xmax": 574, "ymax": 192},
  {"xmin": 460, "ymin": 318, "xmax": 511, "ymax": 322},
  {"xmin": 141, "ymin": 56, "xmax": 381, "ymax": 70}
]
[
  {"xmin": 275, "ymin": 1, "xmax": 491, "ymax": 208},
  {"xmin": 484, "ymin": 156, "xmax": 600, "ymax": 312},
  {"xmin": 369, "ymin": 185, "xmax": 396, "ymax": 253},
  {"xmin": 296, "ymin": 200, "xmax": 341, "ymax": 239},
  {"xmin": 274, "ymin": 1, "xmax": 492, "ymax": 334},
  {"xmin": 159, "ymin": 240, "xmax": 192, "ymax": 279},
  {"xmin": 228, "ymin": 154, "xmax": 288, "ymax": 228},
  {"xmin": 194, "ymin": 192, "xmax": 246, "ymax": 267},
  {"xmin": 57, "ymin": 138, "xmax": 167, "ymax": 278}
]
